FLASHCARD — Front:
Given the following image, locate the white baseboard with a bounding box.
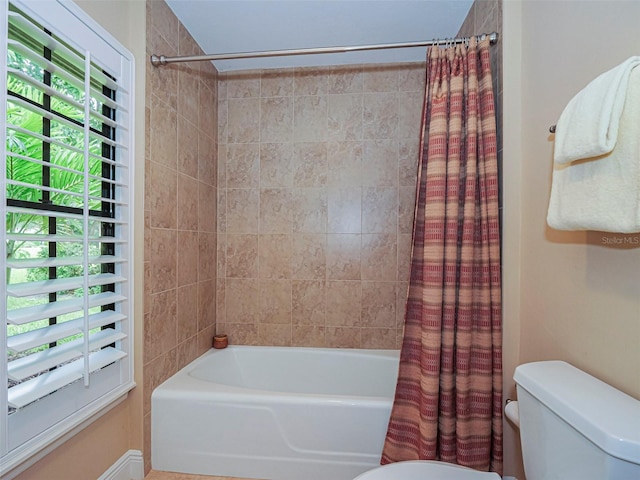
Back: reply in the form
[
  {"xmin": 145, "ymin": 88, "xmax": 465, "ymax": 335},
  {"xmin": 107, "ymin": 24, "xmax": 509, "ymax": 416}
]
[
  {"xmin": 98, "ymin": 450, "xmax": 144, "ymax": 480},
  {"xmin": 503, "ymin": 476, "xmax": 518, "ymax": 480}
]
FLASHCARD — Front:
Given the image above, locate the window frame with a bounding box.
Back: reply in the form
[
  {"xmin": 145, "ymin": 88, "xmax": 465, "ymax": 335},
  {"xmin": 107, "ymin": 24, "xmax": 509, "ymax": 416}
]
[{"xmin": 0, "ymin": 0, "xmax": 136, "ymax": 474}]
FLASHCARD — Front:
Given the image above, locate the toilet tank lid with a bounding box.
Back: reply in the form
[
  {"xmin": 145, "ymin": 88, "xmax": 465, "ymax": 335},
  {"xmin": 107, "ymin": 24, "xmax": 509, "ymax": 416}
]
[{"xmin": 514, "ymin": 360, "xmax": 640, "ymax": 464}]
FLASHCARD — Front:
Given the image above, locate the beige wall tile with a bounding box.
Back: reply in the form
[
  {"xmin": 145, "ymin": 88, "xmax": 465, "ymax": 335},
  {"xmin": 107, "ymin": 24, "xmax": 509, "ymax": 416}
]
[
  {"xmin": 226, "ymin": 188, "xmax": 259, "ymax": 233},
  {"xmin": 226, "ymin": 143, "xmax": 260, "ymax": 188},
  {"xmin": 362, "ymin": 140, "xmax": 398, "ymax": 187},
  {"xmin": 396, "ymin": 282, "xmax": 409, "ymax": 329},
  {"xmin": 292, "ymin": 188, "xmax": 328, "ymax": 233},
  {"xmin": 361, "ymin": 327, "xmax": 396, "ymax": 349},
  {"xmin": 199, "ymin": 83, "xmax": 217, "ymax": 136},
  {"xmin": 361, "ymin": 233, "xmax": 397, "ymax": 281},
  {"xmin": 398, "ymin": 140, "xmax": 419, "ymax": 186},
  {"xmin": 260, "ymin": 97, "xmax": 293, "ymax": 142},
  {"xmin": 227, "ymin": 98, "xmax": 260, "ymax": 143},
  {"xmin": 220, "ymin": 323, "xmax": 259, "ymax": 345},
  {"xmin": 397, "ymin": 234, "xmax": 413, "ymax": 283},
  {"xmin": 148, "ymin": 0, "xmax": 179, "ymax": 50},
  {"xmin": 177, "ymin": 230, "xmax": 199, "ymax": 286},
  {"xmin": 259, "ymin": 234, "xmax": 292, "ymax": 279},
  {"xmin": 198, "ymin": 182, "xmax": 217, "ymax": 232},
  {"xmin": 398, "ymin": 91, "xmax": 424, "ymax": 140},
  {"xmin": 361, "ymin": 282, "xmax": 397, "ymax": 328},
  {"xmin": 326, "ymin": 280, "xmax": 362, "ymax": 327},
  {"xmin": 178, "ymin": 173, "xmax": 199, "ymax": 231},
  {"xmin": 226, "ymin": 234, "xmax": 259, "ymax": 278},
  {"xmin": 260, "ymin": 143, "xmax": 294, "ymax": 188},
  {"xmin": 216, "ymin": 189, "xmax": 227, "ymax": 234},
  {"xmin": 197, "ymin": 324, "xmax": 216, "ymax": 354},
  {"xmin": 362, "ymin": 187, "xmax": 398, "ymax": 233},
  {"xmin": 145, "ymin": 3, "xmax": 219, "ymax": 468},
  {"xmin": 198, "ymin": 231, "xmax": 217, "ymax": 281},
  {"xmin": 399, "ymin": 64, "xmax": 426, "ymax": 92},
  {"xmin": 398, "ymin": 186, "xmax": 417, "ymax": 235},
  {"xmin": 217, "ymin": 99, "xmax": 228, "ymax": 143},
  {"xmin": 325, "ymin": 326, "xmax": 360, "ymax": 348},
  {"xmin": 218, "ymin": 63, "xmax": 424, "ymax": 349},
  {"xmin": 149, "ymin": 228, "xmax": 177, "ymax": 293},
  {"xmin": 328, "ymin": 187, "xmax": 362, "ymax": 234},
  {"xmin": 178, "ymin": 23, "xmax": 200, "ymax": 56},
  {"xmin": 292, "ymin": 325, "xmax": 326, "ymax": 347},
  {"xmin": 148, "ymin": 161, "xmax": 177, "ymax": 229},
  {"xmin": 175, "ymin": 336, "xmax": 199, "ymax": 368},
  {"xmin": 150, "ymin": 95, "xmax": 178, "ymax": 168},
  {"xmin": 291, "ymin": 234, "xmax": 326, "ymax": 280},
  {"xmin": 258, "ymin": 323, "xmax": 292, "ymax": 346},
  {"xmin": 259, "ymin": 188, "xmax": 293, "ymax": 233},
  {"xmin": 294, "ymin": 67, "xmax": 328, "ymax": 96},
  {"xmin": 261, "ymin": 68, "xmax": 294, "ymax": 97},
  {"xmin": 226, "ymin": 278, "xmax": 260, "ymax": 323},
  {"xmin": 293, "ymin": 95, "xmax": 328, "ymax": 142},
  {"xmin": 198, "ymin": 132, "xmax": 217, "ymax": 186},
  {"xmin": 216, "ymin": 278, "xmax": 226, "ymax": 324},
  {"xmin": 327, "ymin": 234, "xmax": 361, "ymax": 280},
  {"xmin": 363, "ymin": 92, "xmax": 398, "ymax": 139},
  {"xmin": 328, "ymin": 93, "xmax": 363, "ymax": 141},
  {"xmin": 145, "ymin": 290, "xmax": 177, "ymax": 363},
  {"xmin": 293, "ymin": 142, "xmax": 327, "ymax": 187},
  {"xmin": 177, "ymin": 115, "xmax": 199, "ymax": 177},
  {"xmin": 328, "ymin": 66, "xmax": 363, "ymax": 94},
  {"xmin": 198, "ymin": 279, "xmax": 216, "ymax": 330},
  {"xmin": 177, "ymin": 285, "xmax": 198, "ymax": 342},
  {"xmin": 148, "ymin": 42, "xmax": 178, "ymax": 110},
  {"xmin": 363, "ymin": 65, "xmax": 399, "ymax": 93},
  {"xmin": 177, "ymin": 66, "xmax": 200, "ymax": 120},
  {"xmin": 292, "ymin": 280, "xmax": 326, "ymax": 326},
  {"xmin": 327, "ymin": 141, "xmax": 363, "ymax": 187},
  {"xmin": 259, "ymin": 279, "xmax": 292, "ymax": 324},
  {"xmin": 226, "ymin": 71, "xmax": 260, "ymax": 98},
  {"xmin": 143, "ymin": 348, "xmax": 177, "ymax": 417}
]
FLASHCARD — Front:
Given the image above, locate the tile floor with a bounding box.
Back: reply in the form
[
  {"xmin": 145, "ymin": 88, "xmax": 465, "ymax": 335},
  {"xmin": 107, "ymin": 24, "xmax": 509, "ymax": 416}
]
[{"xmin": 144, "ymin": 471, "xmax": 261, "ymax": 480}]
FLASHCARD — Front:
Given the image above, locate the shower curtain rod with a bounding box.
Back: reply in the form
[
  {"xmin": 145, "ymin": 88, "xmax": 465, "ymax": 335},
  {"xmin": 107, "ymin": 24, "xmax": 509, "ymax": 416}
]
[{"xmin": 150, "ymin": 32, "xmax": 498, "ymax": 67}]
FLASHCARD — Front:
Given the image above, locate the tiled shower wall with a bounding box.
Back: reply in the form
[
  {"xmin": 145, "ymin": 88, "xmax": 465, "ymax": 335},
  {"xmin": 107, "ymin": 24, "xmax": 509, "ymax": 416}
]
[
  {"xmin": 144, "ymin": 0, "xmax": 218, "ymax": 471},
  {"xmin": 216, "ymin": 64, "xmax": 425, "ymax": 349},
  {"xmin": 141, "ymin": 0, "xmax": 501, "ymax": 469}
]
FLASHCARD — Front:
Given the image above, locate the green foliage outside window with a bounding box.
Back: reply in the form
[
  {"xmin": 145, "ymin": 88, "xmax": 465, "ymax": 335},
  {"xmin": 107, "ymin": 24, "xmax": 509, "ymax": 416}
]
[{"xmin": 5, "ymin": 48, "xmax": 110, "ymax": 355}]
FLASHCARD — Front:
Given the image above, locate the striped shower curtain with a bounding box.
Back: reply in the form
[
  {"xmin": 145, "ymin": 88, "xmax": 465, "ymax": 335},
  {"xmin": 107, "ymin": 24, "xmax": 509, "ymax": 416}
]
[{"xmin": 381, "ymin": 37, "xmax": 503, "ymax": 474}]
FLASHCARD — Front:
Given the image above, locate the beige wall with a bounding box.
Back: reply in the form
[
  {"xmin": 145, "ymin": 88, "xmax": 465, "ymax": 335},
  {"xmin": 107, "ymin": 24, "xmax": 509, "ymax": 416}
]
[
  {"xmin": 503, "ymin": 1, "xmax": 640, "ymax": 478},
  {"xmin": 216, "ymin": 63, "xmax": 425, "ymax": 348},
  {"xmin": 12, "ymin": 0, "xmax": 147, "ymax": 479},
  {"xmin": 143, "ymin": 0, "xmax": 218, "ymax": 472}
]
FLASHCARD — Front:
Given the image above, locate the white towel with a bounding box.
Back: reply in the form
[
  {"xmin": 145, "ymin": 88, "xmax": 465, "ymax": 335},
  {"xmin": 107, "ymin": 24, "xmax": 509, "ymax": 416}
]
[
  {"xmin": 554, "ymin": 56, "xmax": 640, "ymax": 165},
  {"xmin": 547, "ymin": 66, "xmax": 640, "ymax": 233}
]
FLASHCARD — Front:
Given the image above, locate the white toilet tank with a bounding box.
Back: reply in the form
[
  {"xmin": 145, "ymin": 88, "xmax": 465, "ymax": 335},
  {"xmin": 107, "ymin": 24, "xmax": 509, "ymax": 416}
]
[{"xmin": 514, "ymin": 361, "xmax": 640, "ymax": 480}]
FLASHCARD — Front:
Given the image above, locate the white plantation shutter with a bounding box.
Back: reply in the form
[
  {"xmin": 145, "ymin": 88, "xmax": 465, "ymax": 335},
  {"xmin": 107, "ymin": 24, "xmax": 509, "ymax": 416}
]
[{"xmin": 1, "ymin": 0, "xmax": 135, "ymax": 472}]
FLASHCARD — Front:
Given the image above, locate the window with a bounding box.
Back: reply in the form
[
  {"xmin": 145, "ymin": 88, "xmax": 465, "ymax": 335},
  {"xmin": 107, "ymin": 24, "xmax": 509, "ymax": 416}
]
[{"xmin": 1, "ymin": 0, "xmax": 134, "ymax": 472}]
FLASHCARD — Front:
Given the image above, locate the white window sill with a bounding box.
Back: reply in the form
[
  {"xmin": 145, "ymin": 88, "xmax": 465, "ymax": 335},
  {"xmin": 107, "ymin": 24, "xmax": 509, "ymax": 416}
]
[{"xmin": 1, "ymin": 381, "xmax": 135, "ymax": 480}]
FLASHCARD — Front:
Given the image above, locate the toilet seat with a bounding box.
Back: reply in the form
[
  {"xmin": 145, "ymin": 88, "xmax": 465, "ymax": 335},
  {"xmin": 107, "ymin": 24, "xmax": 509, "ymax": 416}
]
[{"xmin": 353, "ymin": 460, "xmax": 502, "ymax": 479}]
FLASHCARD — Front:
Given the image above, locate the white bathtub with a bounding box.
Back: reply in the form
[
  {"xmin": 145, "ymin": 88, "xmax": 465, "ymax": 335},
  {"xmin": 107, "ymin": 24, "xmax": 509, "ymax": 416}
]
[{"xmin": 151, "ymin": 345, "xmax": 400, "ymax": 480}]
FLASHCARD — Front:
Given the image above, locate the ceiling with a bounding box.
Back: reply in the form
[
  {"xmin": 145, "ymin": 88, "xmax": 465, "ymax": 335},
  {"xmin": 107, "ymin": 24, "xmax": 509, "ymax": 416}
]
[{"xmin": 164, "ymin": 0, "xmax": 475, "ymax": 72}]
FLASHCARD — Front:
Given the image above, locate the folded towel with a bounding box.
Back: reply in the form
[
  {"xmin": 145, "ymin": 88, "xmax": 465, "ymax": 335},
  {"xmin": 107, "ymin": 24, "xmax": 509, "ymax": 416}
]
[
  {"xmin": 554, "ymin": 56, "xmax": 640, "ymax": 165},
  {"xmin": 547, "ymin": 66, "xmax": 640, "ymax": 233}
]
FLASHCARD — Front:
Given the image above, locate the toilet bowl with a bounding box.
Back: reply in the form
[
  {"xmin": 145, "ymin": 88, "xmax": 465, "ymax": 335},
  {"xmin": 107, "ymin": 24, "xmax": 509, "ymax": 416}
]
[{"xmin": 352, "ymin": 460, "xmax": 501, "ymax": 479}]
